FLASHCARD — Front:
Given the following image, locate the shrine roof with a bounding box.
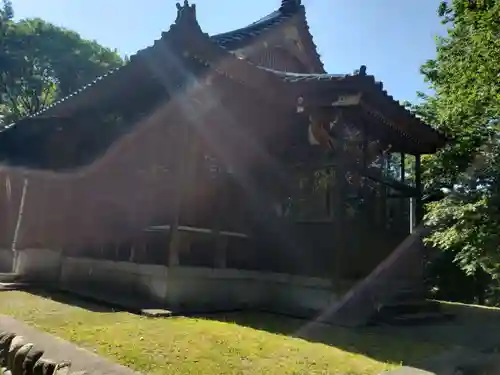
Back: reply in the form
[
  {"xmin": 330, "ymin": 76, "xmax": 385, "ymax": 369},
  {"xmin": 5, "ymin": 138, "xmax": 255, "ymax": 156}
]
[
  {"xmin": 211, "ymin": 10, "xmax": 288, "ymax": 49},
  {"xmin": 211, "ymin": 0, "xmax": 320, "ymax": 53},
  {"xmin": 261, "ymin": 67, "xmax": 448, "ymax": 154},
  {"xmin": 259, "ymin": 69, "xmax": 352, "ymax": 82},
  {"xmin": 0, "ymin": 0, "xmax": 446, "ymax": 169},
  {"xmin": 1, "ymin": 0, "xmax": 315, "ymax": 124},
  {"xmin": 0, "ymin": 1, "xmax": 306, "ymax": 169}
]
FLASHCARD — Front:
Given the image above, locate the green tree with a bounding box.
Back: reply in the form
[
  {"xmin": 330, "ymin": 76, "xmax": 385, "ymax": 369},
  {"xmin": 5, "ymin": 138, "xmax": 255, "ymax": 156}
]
[
  {"xmin": 0, "ymin": 1, "xmax": 124, "ymax": 124},
  {"xmin": 417, "ymin": 0, "xmax": 500, "ymax": 295}
]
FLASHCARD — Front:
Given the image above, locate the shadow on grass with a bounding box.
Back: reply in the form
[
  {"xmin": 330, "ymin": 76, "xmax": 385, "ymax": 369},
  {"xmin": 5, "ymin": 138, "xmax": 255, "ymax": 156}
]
[
  {"xmin": 21, "ymin": 286, "xmax": 172, "ymax": 314},
  {"xmin": 198, "ymin": 310, "xmax": 451, "ymax": 368},
  {"xmin": 21, "ymin": 287, "xmax": 125, "ymax": 313},
  {"xmin": 200, "ymin": 304, "xmax": 500, "ymax": 369},
  {"xmin": 16, "ymin": 287, "xmax": 500, "ymax": 369},
  {"xmin": 9, "ymin": 286, "xmax": 451, "ymax": 367}
]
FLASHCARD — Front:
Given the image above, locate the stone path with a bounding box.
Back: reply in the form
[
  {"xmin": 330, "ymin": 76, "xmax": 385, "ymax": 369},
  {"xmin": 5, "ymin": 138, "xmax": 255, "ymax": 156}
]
[
  {"xmin": 0, "ymin": 315, "xmax": 142, "ymax": 375},
  {"xmin": 384, "ymin": 367, "xmax": 435, "ymax": 375}
]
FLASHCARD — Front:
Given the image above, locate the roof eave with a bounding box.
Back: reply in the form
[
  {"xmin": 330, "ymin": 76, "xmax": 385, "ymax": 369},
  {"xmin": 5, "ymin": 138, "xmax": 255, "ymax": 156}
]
[
  {"xmin": 293, "ymin": 5, "xmax": 325, "ymax": 73},
  {"xmin": 10, "ymin": 1, "xmax": 209, "ymax": 123}
]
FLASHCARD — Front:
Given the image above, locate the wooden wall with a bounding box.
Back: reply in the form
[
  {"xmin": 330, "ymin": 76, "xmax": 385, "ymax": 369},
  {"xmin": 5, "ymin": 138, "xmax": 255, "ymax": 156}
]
[
  {"xmin": 0, "ymin": 72, "xmax": 294, "ymax": 268},
  {"xmin": 0, "ymin": 69, "xmax": 413, "ymax": 283}
]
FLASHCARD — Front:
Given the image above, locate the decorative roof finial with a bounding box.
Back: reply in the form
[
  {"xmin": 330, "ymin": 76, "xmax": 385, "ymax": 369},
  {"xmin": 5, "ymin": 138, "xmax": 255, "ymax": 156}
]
[
  {"xmin": 280, "ymin": 0, "xmax": 302, "ymax": 13},
  {"xmin": 175, "ymin": 1, "xmax": 199, "ymax": 27}
]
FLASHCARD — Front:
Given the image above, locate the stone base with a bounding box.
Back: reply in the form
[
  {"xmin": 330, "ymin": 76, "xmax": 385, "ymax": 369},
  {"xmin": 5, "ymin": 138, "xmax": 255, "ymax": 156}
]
[
  {"xmin": 140, "ymin": 309, "xmax": 173, "ymax": 318},
  {"xmin": 58, "ymin": 257, "xmax": 340, "ymax": 319},
  {"xmin": 0, "ymin": 251, "xmax": 13, "ymax": 273},
  {"xmin": 10, "ymin": 251, "xmax": 342, "ymax": 319},
  {"xmin": 13, "ymin": 249, "xmax": 61, "ymax": 284}
]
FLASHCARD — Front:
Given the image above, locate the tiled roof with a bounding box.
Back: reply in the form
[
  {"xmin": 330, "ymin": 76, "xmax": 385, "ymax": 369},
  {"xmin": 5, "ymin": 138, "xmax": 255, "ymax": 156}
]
[
  {"xmin": 258, "ymin": 68, "xmax": 352, "ymax": 82},
  {"xmin": 261, "ymin": 66, "xmax": 447, "ymax": 151},
  {"xmin": 210, "ymin": 1, "xmax": 325, "ymax": 72},
  {"xmin": 261, "ymin": 65, "xmax": 390, "ymax": 95},
  {"xmin": 2, "ymin": 1, "xmax": 306, "ymax": 125},
  {"xmin": 0, "ymin": 2, "xmax": 212, "ymax": 168},
  {"xmin": 0, "ymin": 50, "xmax": 209, "ymax": 169},
  {"xmin": 211, "ymin": 10, "xmax": 293, "ymax": 50},
  {"xmin": 211, "ymin": 1, "xmax": 303, "ymax": 49},
  {"xmin": 2, "ymin": 56, "xmax": 140, "ymax": 124},
  {"xmin": 2, "ymin": 3, "xmax": 196, "ymax": 124},
  {"xmin": 21, "ymin": 67, "xmax": 127, "ymax": 120}
]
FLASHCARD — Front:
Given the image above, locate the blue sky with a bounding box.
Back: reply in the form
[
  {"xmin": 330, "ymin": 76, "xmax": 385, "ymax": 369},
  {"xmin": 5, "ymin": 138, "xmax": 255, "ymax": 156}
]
[{"xmin": 12, "ymin": 0, "xmax": 446, "ymax": 103}]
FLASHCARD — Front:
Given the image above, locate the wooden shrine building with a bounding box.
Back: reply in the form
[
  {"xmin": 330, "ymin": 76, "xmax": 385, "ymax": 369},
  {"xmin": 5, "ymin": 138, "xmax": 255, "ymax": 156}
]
[{"xmin": 0, "ymin": 1, "xmax": 446, "ymax": 323}]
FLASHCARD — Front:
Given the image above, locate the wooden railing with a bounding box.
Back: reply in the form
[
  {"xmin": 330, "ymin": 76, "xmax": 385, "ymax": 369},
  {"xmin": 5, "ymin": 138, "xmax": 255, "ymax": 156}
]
[{"xmin": 320, "ymin": 225, "xmax": 429, "ymax": 327}]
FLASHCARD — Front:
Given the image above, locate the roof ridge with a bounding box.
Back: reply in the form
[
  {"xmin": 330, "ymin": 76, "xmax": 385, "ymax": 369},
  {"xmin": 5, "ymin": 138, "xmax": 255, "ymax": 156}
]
[
  {"xmin": 280, "ymin": 0, "xmax": 302, "ymax": 13},
  {"xmin": 171, "ymin": 1, "xmax": 202, "ymax": 33},
  {"xmin": 211, "ymin": 9, "xmax": 293, "ymax": 49}
]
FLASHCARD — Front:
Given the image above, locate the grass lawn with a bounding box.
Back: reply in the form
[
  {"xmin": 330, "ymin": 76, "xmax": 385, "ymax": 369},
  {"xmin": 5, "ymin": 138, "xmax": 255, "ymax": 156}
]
[{"xmin": 0, "ymin": 291, "xmax": 446, "ymax": 375}]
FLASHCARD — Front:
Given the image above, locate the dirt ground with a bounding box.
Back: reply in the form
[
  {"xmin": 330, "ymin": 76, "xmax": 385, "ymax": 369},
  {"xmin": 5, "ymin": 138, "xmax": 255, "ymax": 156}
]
[{"xmin": 367, "ymin": 302, "xmax": 500, "ymax": 374}]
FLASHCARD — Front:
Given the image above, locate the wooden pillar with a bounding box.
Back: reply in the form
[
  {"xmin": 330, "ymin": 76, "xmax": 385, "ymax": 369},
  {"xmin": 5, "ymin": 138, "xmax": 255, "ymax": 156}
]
[
  {"xmin": 415, "ymin": 154, "xmax": 423, "ymax": 224},
  {"xmin": 400, "ymin": 153, "xmax": 406, "ymax": 183},
  {"xmin": 380, "ymin": 182, "xmax": 387, "ymax": 228},
  {"xmin": 167, "ymin": 122, "xmax": 193, "ymax": 267},
  {"xmin": 327, "ymin": 174, "xmax": 334, "ymax": 220},
  {"xmin": 333, "ymin": 155, "xmax": 347, "ymax": 279},
  {"xmin": 212, "ymin": 174, "xmax": 228, "ymax": 269},
  {"xmin": 399, "ymin": 153, "xmax": 406, "ymax": 233},
  {"xmin": 335, "ymin": 166, "xmax": 346, "ymax": 232},
  {"xmin": 215, "ymin": 236, "xmax": 228, "ymax": 269}
]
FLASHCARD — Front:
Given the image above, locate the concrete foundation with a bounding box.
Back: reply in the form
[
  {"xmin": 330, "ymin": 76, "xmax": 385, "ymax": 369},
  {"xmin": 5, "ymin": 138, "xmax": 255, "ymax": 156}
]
[
  {"xmin": 0, "ymin": 250, "xmax": 13, "ymax": 273},
  {"xmin": 10, "ymin": 249, "xmax": 340, "ymax": 317},
  {"xmin": 13, "ymin": 248, "xmax": 62, "ymax": 283}
]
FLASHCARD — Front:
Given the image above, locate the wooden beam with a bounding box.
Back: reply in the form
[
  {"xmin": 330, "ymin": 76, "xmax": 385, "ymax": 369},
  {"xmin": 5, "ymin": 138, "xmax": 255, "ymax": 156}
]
[
  {"xmin": 290, "ymin": 159, "xmax": 419, "ymax": 197},
  {"xmin": 415, "ymin": 154, "xmax": 423, "ymax": 223},
  {"xmin": 300, "ymin": 86, "xmax": 362, "ymax": 109},
  {"xmin": 364, "ymin": 169, "xmax": 419, "ymax": 197},
  {"xmin": 387, "ymin": 192, "xmax": 415, "ymax": 198}
]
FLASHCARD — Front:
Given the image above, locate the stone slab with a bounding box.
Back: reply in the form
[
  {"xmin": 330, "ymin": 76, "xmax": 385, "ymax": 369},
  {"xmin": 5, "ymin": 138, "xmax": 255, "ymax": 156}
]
[
  {"xmin": 58, "ymin": 287, "xmax": 164, "ymax": 313},
  {"xmin": 140, "ymin": 309, "xmax": 173, "ymax": 318},
  {"xmin": 383, "ymin": 367, "xmax": 435, "ymax": 375},
  {"xmin": 0, "ymin": 283, "xmax": 28, "ymax": 292}
]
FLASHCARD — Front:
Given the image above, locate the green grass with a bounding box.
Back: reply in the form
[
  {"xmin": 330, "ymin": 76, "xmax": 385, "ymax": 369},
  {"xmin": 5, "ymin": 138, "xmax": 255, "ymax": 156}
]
[{"xmin": 0, "ymin": 291, "xmax": 445, "ymax": 375}]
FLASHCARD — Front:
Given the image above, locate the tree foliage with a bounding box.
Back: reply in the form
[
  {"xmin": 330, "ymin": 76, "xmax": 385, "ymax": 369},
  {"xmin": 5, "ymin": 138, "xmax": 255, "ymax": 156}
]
[
  {"xmin": 0, "ymin": 1, "xmax": 124, "ymax": 124},
  {"xmin": 416, "ymin": 0, "xmax": 500, "ymax": 291}
]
